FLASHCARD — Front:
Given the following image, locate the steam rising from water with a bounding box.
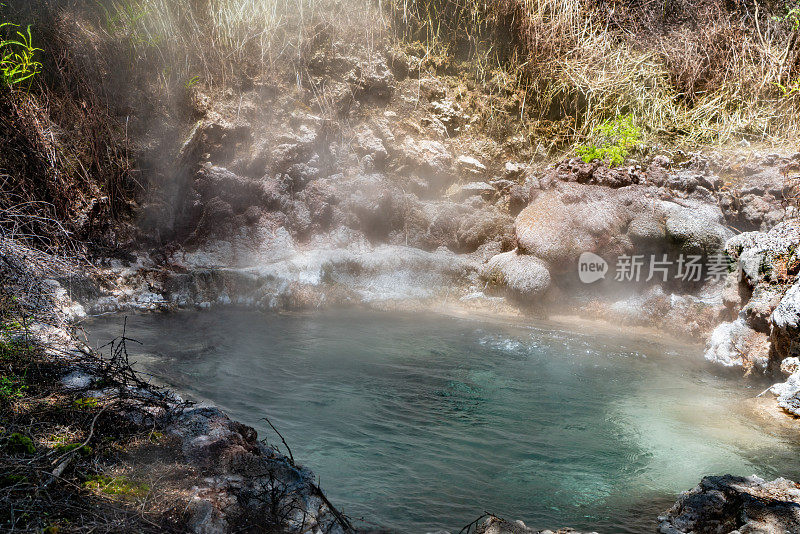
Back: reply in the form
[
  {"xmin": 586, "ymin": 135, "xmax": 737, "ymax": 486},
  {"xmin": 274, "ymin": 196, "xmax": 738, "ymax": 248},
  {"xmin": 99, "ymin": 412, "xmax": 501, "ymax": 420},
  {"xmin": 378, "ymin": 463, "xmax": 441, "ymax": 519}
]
[{"xmin": 86, "ymin": 309, "xmax": 800, "ymax": 533}]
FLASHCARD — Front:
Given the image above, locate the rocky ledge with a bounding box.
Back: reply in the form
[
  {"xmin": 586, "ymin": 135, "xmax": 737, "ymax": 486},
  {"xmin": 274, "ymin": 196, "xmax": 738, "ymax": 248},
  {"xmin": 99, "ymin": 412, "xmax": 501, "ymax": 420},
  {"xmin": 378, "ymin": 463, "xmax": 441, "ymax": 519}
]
[{"xmin": 659, "ymin": 475, "xmax": 800, "ymax": 534}]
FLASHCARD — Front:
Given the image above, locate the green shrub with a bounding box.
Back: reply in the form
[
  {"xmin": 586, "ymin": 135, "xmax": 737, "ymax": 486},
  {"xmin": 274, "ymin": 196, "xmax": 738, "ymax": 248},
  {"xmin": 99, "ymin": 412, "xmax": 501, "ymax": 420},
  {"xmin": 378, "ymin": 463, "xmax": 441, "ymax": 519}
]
[
  {"xmin": 774, "ymin": 2, "xmax": 800, "ymax": 30},
  {"xmin": 0, "ymin": 374, "xmax": 25, "ymax": 399},
  {"xmin": 4, "ymin": 432, "xmax": 35, "ymax": 454},
  {"xmin": 0, "ymin": 23, "xmax": 42, "ymax": 86},
  {"xmin": 576, "ymin": 114, "xmax": 642, "ymax": 166},
  {"xmin": 0, "ymin": 338, "xmax": 31, "ymax": 360}
]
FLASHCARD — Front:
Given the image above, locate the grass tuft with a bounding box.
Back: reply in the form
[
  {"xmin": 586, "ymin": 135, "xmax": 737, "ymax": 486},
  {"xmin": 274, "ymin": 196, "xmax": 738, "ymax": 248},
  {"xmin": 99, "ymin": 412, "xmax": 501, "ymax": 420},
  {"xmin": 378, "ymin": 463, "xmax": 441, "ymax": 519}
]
[
  {"xmin": 84, "ymin": 475, "xmax": 149, "ymax": 498},
  {"xmin": 0, "ymin": 22, "xmax": 41, "ymax": 87}
]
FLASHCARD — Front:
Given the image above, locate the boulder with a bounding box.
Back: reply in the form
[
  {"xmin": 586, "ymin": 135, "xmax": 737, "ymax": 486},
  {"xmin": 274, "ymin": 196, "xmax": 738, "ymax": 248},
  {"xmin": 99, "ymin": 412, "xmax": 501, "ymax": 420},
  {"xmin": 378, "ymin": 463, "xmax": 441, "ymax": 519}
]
[
  {"xmin": 426, "ymin": 98, "xmax": 470, "ymax": 135},
  {"xmin": 503, "ymin": 161, "xmax": 526, "ymax": 179},
  {"xmin": 626, "ymin": 215, "xmax": 666, "ymax": 246},
  {"xmin": 350, "ymin": 56, "xmax": 395, "ymax": 100},
  {"xmin": 270, "ymin": 126, "xmax": 319, "ymax": 174},
  {"xmin": 771, "ymin": 368, "xmax": 800, "ymax": 416},
  {"xmin": 720, "ymin": 271, "xmax": 745, "ymax": 315},
  {"xmin": 483, "ymin": 251, "xmax": 552, "ymax": 299},
  {"xmin": 398, "ymin": 137, "xmax": 453, "ymax": 180},
  {"xmin": 455, "ymin": 208, "xmax": 514, "ymax": 252},
  {"xmin": 515, "ymin": 183, "xmax": 731, "ymax": 274},
  {"xmin": 447, "ymin": 181, "xmax": 495, "ymax": 201},
  {"xmin": 662, "ymin": 202, "xmax": 730, "ymax": 254},
  {"xmin": 409, "ymin": 200, "xmax": 513, "ymax": 253},
  {"xmin": 514, "ymin": 184, "xmax": 637, "ymax": 272},
  {"xmin": 781, "ymin": 356, "xmax": 800, "ymax": 376},
  {"xmin": 659, "ymin": 475, "xmax": 800, "ymax": 534},
  {"xmin": 734, "ymin": 220, "xmax": 800, "ymax": 286},
  {"xmin": 508, "ymin": 185, "xmax": 532, "ymax": 216},
  {"xmin": 704, "ymin": 317, "xmax": 771, "ymax": 370},
  {"xmin": 353, "ymin": 126, "xmax": 388, "ymax": 166},
  {"xmin": 742, "ymin": 284, "xmax": 784, "ymax": 332},
  {"xmin": 179, "ymin": 113, "xmax": 251, "ymax": 165}
]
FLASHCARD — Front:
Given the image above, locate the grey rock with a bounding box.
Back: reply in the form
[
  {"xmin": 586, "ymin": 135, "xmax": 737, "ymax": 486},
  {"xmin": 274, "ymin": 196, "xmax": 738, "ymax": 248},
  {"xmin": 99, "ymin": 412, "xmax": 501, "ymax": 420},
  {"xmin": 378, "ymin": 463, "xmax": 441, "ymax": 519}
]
[
  {"xmin": 351, "ymin": 56, "xmax": 395, "ymax": 100},
  {"xmin": 457, "ymin": 155, "xmax": 487, "ymax": 176},
  {"xmin": 659, "ymin": 475, "xmax": 800, "ymax": 534},
  {"xmin": 771, "ymin": 279, "xmax": 800, "ymax": 367},
  {"xmin": 448, "ymin": 181, "xmax": 495, "ymax": 200},
  {"xmin": 61, "ymin": 370, "xmax": 95, "ymax": 390},
  {"xmin": 475, "ymin": 516, "xmax": 597, "ymax": 534},
  {"xmin": 398, "ymin": 137, "xmax": 454, "ymax": 180},
  {"xmin": 742, "ymin": 284, "xmax": 784, "ymax": 332},
  {"xmin": 664, "ymin": 208, "xmax": 729, "ymax": 254},
  {"xmin": 354, "ymin": 126, "xmax": 388, "ymax": 166},
  {"xmin": 704, "ymin": 317, "xmax": 770, "ymax": 370},
  {"xmin": 515, "ymin": 184, "xmax": 632, "ymax": 271},
  {"xmin": 504, "ymin": 161, "xmax": 526, "ymax": 178},
  {"xmin": 429, "ymin": 99, "xmax": 469, "ymax": 134},
  {"xmin": 483, "ymin": 251, "xmax": 552, "ymax": 299},
  {"xmin": 508, "ymin": 185, "xmax": 532, "ymax": 216},
  {"xmin": 627, "ymin": 215, "xmax": 665, "ymax": 245}
]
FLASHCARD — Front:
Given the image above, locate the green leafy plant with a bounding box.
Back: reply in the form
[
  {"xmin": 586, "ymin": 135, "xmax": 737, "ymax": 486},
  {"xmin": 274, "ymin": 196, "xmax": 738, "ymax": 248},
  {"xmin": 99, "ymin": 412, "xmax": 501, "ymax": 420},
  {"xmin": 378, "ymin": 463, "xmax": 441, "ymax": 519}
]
[
  {"xmin": 774, "ymin": 2, "xmax": 800, "ymax": 30},
  {"xmin": 0, "ymin": 374, "xmax": 26, "ymax": 399},
  {"xmin": 99, "ymin": 1, "xmax": 149, "ymax": 36},
  {"xmin": 576, "ymin": 114, "xmax": 642, "ymax": 166},
  {"xmin": 775, "ymin": 78, "xmax": 800, "ymax": 98},
  {"xmin": 73, "ymin": 397, "xmax": 100, "ymax": 409},
  {"xmin": 0, "ymin": 23, "xmax": 42, "ymax": 86},
  {"xmin": 84, "ymin": 475, "xmax": 149, "ymax": 498},
  {"xmin": 0, "ymin": 337, "xmax": 34, "ymax": 360}
]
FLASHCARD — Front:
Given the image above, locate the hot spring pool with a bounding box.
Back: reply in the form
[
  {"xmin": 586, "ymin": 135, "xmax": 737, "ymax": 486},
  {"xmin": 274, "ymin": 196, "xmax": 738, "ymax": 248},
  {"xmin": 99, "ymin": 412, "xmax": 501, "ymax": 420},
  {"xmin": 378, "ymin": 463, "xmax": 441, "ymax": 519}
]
[{"xmin": 85, "ymin": 309, "xmax": 800, "ymax": 533}]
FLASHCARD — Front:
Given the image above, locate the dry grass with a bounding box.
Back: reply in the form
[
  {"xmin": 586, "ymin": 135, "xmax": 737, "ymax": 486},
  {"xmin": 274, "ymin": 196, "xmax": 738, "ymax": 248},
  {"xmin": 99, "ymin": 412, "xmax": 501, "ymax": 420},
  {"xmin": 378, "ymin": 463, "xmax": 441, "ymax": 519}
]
[
  {"xmin": 96, "ymin": 0, "xmax": 386, "ymax": 89},
  {"xmin": 391, "ymin": 0, "xmax": 800, "ymax": 149}
]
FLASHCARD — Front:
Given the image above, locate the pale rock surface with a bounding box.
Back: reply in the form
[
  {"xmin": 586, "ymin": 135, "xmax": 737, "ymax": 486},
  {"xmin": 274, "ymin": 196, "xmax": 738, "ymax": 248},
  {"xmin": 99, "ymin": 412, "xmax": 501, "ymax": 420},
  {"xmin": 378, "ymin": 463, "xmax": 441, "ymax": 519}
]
[
  {"xmin": 704, "ymin": 317, "xmax": 770, "ymax": 369},
  {"xmin": 457, "ymin": 155, "xmax": 487, "ymax": 175},
  {"xmin": 483, "ymin": 250, "xmax": 552, "ymax": 299}
]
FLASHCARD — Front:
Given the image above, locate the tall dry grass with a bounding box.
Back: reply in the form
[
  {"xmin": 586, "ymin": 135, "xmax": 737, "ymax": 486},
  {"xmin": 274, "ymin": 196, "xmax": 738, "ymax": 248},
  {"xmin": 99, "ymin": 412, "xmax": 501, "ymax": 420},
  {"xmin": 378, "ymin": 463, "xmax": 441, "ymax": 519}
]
[
  {"xmin": 97, "ymin": 0, "xmax": 386, "ymax": 89},
  {"xmin": 391, "ymin": 0, "xmax": 800, "ymax": 148}
]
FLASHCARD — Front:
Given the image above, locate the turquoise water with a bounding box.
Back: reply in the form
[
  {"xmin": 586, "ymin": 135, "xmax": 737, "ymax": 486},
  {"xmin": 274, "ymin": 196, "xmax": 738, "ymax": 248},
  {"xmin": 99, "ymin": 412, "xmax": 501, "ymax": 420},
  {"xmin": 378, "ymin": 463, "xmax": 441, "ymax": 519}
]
[{"xmin": 85, "ymin": 309, "xmax": 800, "ymax": 533}]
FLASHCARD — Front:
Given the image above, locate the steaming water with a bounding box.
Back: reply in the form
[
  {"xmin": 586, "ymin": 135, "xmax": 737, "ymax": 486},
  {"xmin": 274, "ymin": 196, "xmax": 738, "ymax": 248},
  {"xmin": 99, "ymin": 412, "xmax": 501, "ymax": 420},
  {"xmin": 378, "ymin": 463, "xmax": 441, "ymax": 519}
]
[{"xmin": 86, "ymin": 309, "xmax": 800, "ymax": 533}]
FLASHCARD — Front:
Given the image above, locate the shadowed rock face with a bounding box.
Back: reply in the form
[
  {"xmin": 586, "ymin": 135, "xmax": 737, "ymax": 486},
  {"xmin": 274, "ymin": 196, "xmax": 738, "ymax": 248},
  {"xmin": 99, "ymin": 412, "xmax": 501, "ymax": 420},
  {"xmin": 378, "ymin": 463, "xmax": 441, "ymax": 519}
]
[{"xmin": 658, "ymin": 475, "xmax": 800, "ymax": 534}]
